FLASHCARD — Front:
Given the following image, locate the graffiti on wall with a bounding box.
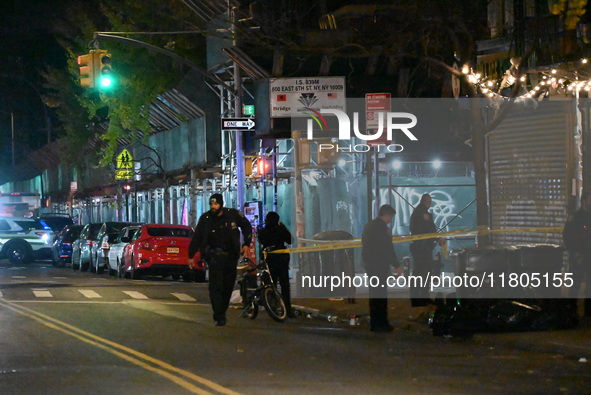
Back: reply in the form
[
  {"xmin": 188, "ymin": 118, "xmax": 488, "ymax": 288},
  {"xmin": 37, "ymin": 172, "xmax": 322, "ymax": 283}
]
[{"xmin": 381, "ymin": 187, "xmax": 461, "ymax": 234}]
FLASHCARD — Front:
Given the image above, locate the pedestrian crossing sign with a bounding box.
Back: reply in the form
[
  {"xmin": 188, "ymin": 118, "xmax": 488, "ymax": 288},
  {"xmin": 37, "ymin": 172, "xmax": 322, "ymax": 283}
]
[{"xmin": 116, "ymin": 149, "xmax": 134, "ymax": 180}]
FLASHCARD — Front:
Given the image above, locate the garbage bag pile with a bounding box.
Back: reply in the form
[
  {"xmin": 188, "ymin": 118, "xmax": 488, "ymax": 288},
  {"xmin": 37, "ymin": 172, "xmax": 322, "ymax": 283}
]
[{"xmin": 429, "ymin": 297, "xmax": 579, "ymax": 337}]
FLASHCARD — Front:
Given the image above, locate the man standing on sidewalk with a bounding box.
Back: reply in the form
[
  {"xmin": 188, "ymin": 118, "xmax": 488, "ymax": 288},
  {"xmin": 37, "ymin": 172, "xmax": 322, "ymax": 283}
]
[
  {"xmin": 362, "ymin": 204, "xmax": 402, "ymax": 333},
  {"xmin": 189, "ymin": 193, "xmax": 252, "ymax": 327},
  {"xmin": 409, "ymin": 194, "xmax": 444, "ymax": 307},
  {"xmin": 563, "ymin": 190, "xmax": 591, "ymax": 318}
]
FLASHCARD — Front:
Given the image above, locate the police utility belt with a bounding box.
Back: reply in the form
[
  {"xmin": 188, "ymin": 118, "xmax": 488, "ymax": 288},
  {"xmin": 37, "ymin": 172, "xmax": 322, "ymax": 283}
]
[{"xmin": 211, "ymin": 247, "xmax": 231, "ymax": 257}]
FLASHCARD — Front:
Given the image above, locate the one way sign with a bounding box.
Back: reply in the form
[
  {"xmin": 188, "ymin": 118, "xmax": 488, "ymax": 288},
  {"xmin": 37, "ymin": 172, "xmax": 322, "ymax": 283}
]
[{"xmin": 221, "ymin": 117, "xmax": 256, "ymax": 131}]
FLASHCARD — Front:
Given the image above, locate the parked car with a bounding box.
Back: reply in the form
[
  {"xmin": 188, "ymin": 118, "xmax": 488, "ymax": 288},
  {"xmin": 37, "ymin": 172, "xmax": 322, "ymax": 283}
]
[
  {"xmin": 0, "ymin": 216, "xmax": 54, "ymax": 263},
  {"xmin": 38, "ymin": 213, "xmax": 74, "ymax": 233},
  {"xmin": 91, "ymin": 221, "xmax": 142, "ymax": 274},
  {"xmin": 71, "ymin": 223, "xmax": 102, "ymax": 271},
  {"xmin": 52, "ymin": 224, "xmax": 84, "ymax": 267},
  {"xmin": 107, "ymin": 225, "xmax": 141, "ymax": 277},
  {"xmin": 121, "ymin": 224, "xmax": 196, "ymax": 280}
]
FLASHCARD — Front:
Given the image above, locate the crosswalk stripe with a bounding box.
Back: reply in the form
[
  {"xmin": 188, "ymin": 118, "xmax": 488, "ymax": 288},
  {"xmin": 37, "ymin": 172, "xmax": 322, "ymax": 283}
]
[
  {"xmin": 32, "ymin": 290, "xmax": 53, "ymax": 298},
  {"xmin": 78, "ymin": 290, "xmax": 102, "ymax": 299},
  {"xmin": 171, "ymin": 293, "xmax": 196, "ymax": 302},
  {"xmin": 122, "ymin": 291, "xmax": 149, "ymax": 300},
  {"xmin": 11, "ymin": 276, "xmax": 26, "ymax": 279}
]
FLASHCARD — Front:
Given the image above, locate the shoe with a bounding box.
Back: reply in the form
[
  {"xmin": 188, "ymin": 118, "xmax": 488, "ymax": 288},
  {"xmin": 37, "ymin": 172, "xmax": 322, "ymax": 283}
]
[
  {"xmin": 215, "ymin": 318, "xmax": 226, "ymax": 327},
  {"xmin": 370, "ymin": 324, "xmax": 394, "ymax": 333}
]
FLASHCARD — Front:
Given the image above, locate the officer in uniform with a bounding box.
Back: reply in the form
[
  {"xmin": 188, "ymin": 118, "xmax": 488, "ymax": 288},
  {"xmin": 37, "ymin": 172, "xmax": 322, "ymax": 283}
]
[
  {"xmin": 409, "ymin": 194, "xmax": 444, "ymax": 307},
  {"xmin": 563, "ymin": 190, "xmax": 591, "ymax": 318},
  {"xmin": 189, "ymin": 193, "xmax": 252, "ymax": 326}
]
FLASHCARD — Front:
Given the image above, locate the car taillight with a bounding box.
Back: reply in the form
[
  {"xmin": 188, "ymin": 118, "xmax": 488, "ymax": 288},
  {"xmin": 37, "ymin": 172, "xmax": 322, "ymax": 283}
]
[
  {"xmin": 101, "ymin": 236, "xmax": 109, "ymax": 249},
  {"xmin": 62, "ymin": 242, "xmax": 72, "ymax": 246},
  {"xmin": 140, "ymin": 239, "xmax": 154, "ymax": 251},
  {"xmin": 36, "ymin": 232, "xmax": 50, "ymax": 243},
  {"xmin": 86, "ymin": 241, "xmax": 94, "ymax": 246}
]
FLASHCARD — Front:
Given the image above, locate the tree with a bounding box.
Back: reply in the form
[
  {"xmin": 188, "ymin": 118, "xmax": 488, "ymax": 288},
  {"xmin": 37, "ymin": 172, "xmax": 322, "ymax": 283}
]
[{"xmin": 41, "ymin": 0, "xmax": 206, "ymax": 169}]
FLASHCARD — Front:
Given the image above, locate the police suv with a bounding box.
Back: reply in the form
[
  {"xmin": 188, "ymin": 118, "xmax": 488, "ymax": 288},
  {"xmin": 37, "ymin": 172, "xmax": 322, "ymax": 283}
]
[{"xmin": 0, "ymin": 216, "xmax": 54, "ymax": 263}]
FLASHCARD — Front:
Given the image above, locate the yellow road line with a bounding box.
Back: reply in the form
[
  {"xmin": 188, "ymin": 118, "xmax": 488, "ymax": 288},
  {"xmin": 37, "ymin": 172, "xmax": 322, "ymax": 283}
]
[{"xmin": 0, "ymin": 299, "xmax": 241, "ymax": 395}]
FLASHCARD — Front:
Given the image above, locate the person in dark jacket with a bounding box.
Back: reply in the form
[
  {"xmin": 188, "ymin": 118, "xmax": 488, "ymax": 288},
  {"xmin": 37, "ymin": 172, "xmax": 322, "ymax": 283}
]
[
  {"xmin": 563, "ymin": 190, "xmax": 591, "ymax": 318},
  {"xmin": 189, "ymin": 193, "xmax": 252, "ymax": 327},
  {"xmin": 409, "ymin": 194, "xmax": 444, "ymax": 307},
  {"xmin": 258, "ymin": 211, "xmax": 295, "ymax": 317},
  {"xmin": 362, "ymin": 204, "xmax": 402, "ymax": 333}
]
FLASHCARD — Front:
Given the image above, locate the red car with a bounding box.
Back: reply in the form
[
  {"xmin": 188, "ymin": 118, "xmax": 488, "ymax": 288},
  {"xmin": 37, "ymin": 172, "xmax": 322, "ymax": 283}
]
[{"xmin": 121, "ymin": 224, "xmax": 204, "ymax": 280}]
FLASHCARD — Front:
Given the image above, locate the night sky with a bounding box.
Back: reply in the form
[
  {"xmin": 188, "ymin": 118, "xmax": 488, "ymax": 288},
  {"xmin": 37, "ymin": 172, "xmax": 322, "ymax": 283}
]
[{"xmin": 0, "ymin": 0, "xmax": 66, "ymax": 167}]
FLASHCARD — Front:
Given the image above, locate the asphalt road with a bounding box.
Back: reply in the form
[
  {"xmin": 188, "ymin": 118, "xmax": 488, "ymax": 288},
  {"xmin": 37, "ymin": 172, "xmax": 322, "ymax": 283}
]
[{"xmin": 0, "ymin": 260, "xmax": 590, "ymax": 394}]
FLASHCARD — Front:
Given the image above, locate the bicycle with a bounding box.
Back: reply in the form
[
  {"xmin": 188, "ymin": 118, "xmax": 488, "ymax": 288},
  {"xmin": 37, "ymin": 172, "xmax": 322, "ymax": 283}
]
[{"xmin": 237, "ymin": 249, "xmax": 286, "ymax": 322}]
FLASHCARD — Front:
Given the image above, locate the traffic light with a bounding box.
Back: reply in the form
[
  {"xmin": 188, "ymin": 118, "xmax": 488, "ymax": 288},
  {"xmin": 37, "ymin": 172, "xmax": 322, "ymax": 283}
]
[
  {"xmin": 77, "ymin": 50, "xmax": 114, "ymax": 89},
  {"xmin": 95, "ymin": 50, "xmax": 114, "ymax": 89},
  {"xmin": 77, "ymin": 53, "xmax": 95, "ymax": 88},
  {"xmin": 317, "ymin": 140, "xmax": 339, "ymax": 165}
]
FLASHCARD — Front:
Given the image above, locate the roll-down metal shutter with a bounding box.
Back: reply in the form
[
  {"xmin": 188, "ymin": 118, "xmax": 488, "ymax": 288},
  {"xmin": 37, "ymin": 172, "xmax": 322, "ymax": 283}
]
[{"xmin": 487, "ymin": 101, "xmax": 572, "ymax": 246}]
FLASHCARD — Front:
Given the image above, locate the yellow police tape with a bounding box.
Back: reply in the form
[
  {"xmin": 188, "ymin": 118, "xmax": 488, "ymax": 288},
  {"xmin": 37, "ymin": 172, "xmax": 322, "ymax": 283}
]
[{"xmin": 268, "ymin": 226, "xmax": 564, "ymax": 255}]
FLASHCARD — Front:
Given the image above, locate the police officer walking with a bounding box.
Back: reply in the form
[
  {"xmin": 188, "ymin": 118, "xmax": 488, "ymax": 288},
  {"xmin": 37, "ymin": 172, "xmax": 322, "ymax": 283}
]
[{"xmin": 189, "ymin": 193, "xmax": 252, "ymax": 326}]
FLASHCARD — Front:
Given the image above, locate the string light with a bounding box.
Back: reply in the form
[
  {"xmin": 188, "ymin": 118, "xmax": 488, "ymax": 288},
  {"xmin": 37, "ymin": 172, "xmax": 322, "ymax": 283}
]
[{"xmin": 463, "ymin": 57, "xmax": 591, "ymax": 100}]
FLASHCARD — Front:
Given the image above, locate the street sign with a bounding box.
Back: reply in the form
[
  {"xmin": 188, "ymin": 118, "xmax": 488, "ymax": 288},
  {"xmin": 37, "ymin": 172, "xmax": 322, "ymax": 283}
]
[
  {"xmin": 365, "ymin": 93, "xmax": 392, "ymax": 146},
  {"xmin": 221, "ymin": 117, "xmax": 256, "ymax": 130},
  {"xmin": 116, "ymin": 149, "xmax": 134, "ymax": 180},
  {"xmin": 243, "ymin": 105, "xmax": 255, "ymax": 116}
]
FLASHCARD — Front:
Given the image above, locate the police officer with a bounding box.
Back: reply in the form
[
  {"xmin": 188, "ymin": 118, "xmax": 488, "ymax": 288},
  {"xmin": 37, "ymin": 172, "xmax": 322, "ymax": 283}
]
[
  {"xmin": 409, "ymin": 194, "xmax": 444, "ymax": 307},
  {"xmin": 362, "ymin": 204, "xmax": 402, "ymax": 333},
  {"xmin": 189, "ymin": 193, "xmax": 252, "ymax": 326},
  {"xmin": 258, "ymin": 211, "xmax": 294, "ymax": 317},
  {"xmin": 563, "ymin": 190, "xmax": 591, "ymax": 318}
]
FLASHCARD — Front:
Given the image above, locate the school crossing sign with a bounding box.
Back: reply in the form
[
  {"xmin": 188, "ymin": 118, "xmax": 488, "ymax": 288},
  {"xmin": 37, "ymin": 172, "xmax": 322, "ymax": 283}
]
[{"xmin": 116, "ymin": 149, "xmax": 134, "ymax": 180}]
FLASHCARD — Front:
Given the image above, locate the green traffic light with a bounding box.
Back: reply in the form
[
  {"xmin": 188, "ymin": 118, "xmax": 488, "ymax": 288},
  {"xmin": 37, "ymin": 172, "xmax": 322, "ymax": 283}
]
[{"xmin": 100, "ymin": 76, "xmax": 113, "ymax": 88}]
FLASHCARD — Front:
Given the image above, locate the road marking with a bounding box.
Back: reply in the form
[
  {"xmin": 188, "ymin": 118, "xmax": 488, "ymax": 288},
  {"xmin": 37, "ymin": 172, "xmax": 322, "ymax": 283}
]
[
  {"xmin": 171, "ymin": 293, "xmax": 197, "ymax": 302},
  {"xmin": 11, "ymin": 276, "xmax": 26, "ymax": 279},
  {"xmin": 0, "ymin": 300, "xmax": 241, "ymax": 395},
  {"xmin": 78, "ymin": 290, "xmax": 102, "ymax": 299},
  {"xmin": 32, "ymin": 289, "xmax": 53, "ymax": 298},
  {"xmin": 122, "ymin": 291, "xmax": 149, "ymax": 300},
  {"xmin": 0, "ymin": 291, "xmax": 3, "ymax": 298},
  {"xmin": 52, "ymin": 277, "xmax": 68, "ymax": 279}
]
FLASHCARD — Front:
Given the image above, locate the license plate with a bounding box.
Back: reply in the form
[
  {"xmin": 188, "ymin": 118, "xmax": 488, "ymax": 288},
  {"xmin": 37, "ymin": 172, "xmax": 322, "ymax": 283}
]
[{"xmin": 167, "ymin": 247, "xmax": 180, "ymax": 254}]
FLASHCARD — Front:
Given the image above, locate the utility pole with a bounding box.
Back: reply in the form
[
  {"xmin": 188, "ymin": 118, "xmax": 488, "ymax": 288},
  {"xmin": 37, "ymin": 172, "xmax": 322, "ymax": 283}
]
[
  {"xmin": 232, "ymin": 6, "xmax": 246, "ymax": 211},
  {"xmin": 11, "ymin": 112, "xmax": 15, "ymax": 168}
]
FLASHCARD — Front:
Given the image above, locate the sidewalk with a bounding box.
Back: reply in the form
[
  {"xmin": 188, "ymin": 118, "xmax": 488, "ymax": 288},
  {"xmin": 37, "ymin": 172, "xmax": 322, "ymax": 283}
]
[{"xmin": 291, "ymin": 294, "xmax": 591, "ymax": 361}]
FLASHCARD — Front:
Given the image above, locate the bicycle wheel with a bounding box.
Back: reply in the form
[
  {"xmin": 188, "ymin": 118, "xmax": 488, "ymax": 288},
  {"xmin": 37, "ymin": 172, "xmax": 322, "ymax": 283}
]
[{"xmin": 262, "ymin": 286, "xmax": 286, "ymax": 322}]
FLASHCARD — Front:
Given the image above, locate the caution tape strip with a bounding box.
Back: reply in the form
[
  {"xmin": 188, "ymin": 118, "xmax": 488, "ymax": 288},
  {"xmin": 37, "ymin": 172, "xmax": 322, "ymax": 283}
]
[{"xmin": 269, "ymin": 226, "xmax": 564, "ymax": 254}]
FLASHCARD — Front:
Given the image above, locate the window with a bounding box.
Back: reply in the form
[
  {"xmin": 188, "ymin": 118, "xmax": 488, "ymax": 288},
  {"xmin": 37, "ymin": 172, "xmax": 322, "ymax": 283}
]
[
  {"xmin": 14, "ymin": 220, "xmax": 45, "ymax": 231},
  {"xmin": 0, "ymin": 219, "xmax": 11, "ymax": 231},
  {"xmin": 147, "ymin": 227, "xmax": 192, "ymax": 238}
]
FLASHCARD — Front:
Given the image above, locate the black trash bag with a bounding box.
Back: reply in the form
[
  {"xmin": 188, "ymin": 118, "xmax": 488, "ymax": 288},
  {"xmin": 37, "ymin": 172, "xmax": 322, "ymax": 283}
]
[
  {"xmin": 431, "ymin": 298, "xmax": 579, "ymax": 336},
  {"xmin": 486, "ymin": 299, "xmax": 543, "ymax": 332},
  {"xmin": 430, "ymin": 297, "xmax": 490, "ymax": 337},
  {"xmin": 487, "ymin": 299, "xmax": 579, "ymax": 332}
]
